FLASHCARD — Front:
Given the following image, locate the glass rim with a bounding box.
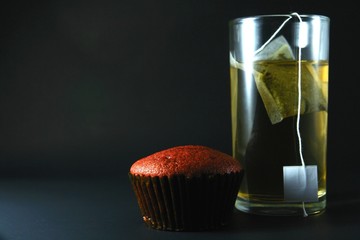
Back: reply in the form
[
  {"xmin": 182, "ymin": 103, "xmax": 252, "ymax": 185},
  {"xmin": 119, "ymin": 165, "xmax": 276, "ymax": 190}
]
[{"xmin": 229, "ymin": 14, "xmax": 330, "ymax": 25}]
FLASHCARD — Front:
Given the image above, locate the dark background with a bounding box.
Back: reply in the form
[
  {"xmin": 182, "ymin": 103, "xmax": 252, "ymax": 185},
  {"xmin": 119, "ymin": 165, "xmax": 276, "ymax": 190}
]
[
  {"xmin": 1, "ymin": 1, "xmax": 359, "ymax": 239},
  {"xmin": 0, "ymin": 0, "xmax": 358, "ymax": 205}
]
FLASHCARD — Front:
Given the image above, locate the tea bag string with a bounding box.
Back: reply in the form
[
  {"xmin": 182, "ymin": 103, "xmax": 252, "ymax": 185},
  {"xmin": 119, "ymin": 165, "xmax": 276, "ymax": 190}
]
[
  {"xmin": 255, "ymin": 12, "xmax": 308, "ymax": 217},
  {"xmin": 291, "ymin": 12, "xmax": 306, "ymax": 173},
  {"xmin": 291, "ymin": 12, "xmax": 308, "ymax": 217}
]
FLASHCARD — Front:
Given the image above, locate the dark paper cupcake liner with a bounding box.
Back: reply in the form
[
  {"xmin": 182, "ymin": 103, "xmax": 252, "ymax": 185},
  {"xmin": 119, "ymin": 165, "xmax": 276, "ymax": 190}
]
[{"xmin": 129, "ymin": 172, "xmax": 243, "ymax": 231}]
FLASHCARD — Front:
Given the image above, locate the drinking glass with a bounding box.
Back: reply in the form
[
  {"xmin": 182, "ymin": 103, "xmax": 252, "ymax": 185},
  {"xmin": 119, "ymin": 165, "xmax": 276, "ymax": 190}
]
[{"xmin": 229, "ymin": 13, "xmax": 330, "ymax": 216}]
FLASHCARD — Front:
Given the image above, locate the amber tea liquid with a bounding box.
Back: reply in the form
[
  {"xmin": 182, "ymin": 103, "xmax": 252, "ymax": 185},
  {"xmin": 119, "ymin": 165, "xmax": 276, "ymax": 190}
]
[{"xmin": 230, "ymin": 60, "xmax": 328, "ymax": 216}]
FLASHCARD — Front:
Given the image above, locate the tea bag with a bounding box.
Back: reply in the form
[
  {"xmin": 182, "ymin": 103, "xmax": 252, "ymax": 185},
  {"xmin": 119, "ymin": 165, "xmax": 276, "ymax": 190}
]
[
  {"xmin": 253, "ymin": 35, "xmax": 327, "ymax": 124},
  {"xmin": 231, "ymin": 35, "xmax": 328, "ymax": 124}
]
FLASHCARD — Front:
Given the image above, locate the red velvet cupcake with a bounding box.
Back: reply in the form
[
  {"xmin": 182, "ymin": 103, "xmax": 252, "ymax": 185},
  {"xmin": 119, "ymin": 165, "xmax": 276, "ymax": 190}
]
[{"xmin": 129, "ymin": 145, "xmax": 243, "ymax": 231}]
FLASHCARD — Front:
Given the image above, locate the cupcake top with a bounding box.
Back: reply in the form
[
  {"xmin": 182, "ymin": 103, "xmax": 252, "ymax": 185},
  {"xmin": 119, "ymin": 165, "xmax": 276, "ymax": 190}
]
[{"xmin": 130, "ymin": 145, "xmax": 242, "ymax": 177}]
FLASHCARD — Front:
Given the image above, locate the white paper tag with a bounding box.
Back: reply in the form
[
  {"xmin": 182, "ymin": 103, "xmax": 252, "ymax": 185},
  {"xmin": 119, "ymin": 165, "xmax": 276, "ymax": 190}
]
[{"xmin": 283, "ymin": 165, "xmax": 318, "ymax": 202}]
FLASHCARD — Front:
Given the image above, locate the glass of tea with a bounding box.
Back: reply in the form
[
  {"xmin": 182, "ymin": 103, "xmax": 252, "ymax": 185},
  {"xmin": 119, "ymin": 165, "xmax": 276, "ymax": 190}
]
[{"xmin": 229, "ymin": 13, "xmax": 330, "ymax": 216}]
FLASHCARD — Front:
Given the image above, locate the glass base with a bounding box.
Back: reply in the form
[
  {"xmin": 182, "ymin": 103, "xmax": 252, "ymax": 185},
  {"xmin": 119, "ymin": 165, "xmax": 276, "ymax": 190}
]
[{"xmin": 235, "ymin": 195, "xmax": 326, "ymax": 216}]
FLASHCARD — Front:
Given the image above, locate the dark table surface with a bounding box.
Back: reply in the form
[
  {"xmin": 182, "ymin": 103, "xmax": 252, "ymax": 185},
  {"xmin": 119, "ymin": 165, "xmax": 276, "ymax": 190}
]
[{"xmin": 0, "ymin": 175, "xmax": 358, "ymax": 240}]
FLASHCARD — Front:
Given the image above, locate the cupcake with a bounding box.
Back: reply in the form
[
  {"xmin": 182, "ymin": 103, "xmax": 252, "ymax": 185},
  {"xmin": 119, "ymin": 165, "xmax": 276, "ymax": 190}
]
[{"xmin": 129, "ymin": 145, "xmax": 243, "ymax": 231}]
